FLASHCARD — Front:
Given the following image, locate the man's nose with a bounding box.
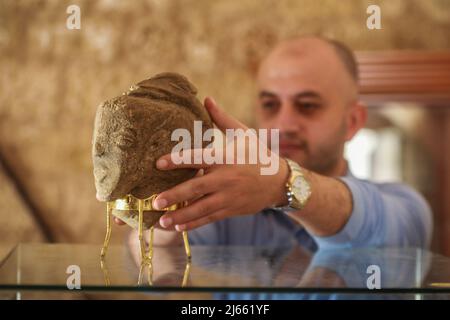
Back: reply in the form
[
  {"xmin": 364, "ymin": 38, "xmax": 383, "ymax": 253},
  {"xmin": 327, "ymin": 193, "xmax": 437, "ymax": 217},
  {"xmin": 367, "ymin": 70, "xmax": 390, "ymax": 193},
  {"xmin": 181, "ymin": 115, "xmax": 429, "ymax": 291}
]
[{"xmin": 273, "ymin": 104, "xmax": 301, "ymax": 132}]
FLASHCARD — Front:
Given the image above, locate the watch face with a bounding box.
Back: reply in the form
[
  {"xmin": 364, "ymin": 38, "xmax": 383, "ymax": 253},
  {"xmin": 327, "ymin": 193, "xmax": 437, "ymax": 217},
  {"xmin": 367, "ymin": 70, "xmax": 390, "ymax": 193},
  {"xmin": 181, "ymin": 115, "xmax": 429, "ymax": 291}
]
[{"xmin": 292, "ymin": 176, "xmax": 311, "ymax": 202}]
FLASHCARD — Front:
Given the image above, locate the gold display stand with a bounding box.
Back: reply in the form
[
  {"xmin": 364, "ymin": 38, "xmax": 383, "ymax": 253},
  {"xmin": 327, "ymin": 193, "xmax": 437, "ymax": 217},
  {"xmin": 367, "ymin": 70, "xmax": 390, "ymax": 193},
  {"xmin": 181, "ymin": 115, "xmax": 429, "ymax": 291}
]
[{"xmin": 100, "ymin": 194, "xmax": 191, "ymax": 263}]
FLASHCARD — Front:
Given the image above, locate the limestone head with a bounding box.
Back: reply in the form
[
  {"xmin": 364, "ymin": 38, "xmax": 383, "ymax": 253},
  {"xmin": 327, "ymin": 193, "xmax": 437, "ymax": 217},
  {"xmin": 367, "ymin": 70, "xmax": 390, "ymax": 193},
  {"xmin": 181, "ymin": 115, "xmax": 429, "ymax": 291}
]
[{"xmin": 92, "ymin": 73, "xmax": 212, "ymax": 203}]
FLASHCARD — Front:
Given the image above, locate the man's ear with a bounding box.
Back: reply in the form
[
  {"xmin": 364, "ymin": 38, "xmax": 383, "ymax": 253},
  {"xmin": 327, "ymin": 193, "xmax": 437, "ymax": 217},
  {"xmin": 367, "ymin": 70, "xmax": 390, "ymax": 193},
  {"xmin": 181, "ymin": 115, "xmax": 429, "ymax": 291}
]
[{"xmin": 345, "ymin": 101, "xmax": 367, "ymax": 141}]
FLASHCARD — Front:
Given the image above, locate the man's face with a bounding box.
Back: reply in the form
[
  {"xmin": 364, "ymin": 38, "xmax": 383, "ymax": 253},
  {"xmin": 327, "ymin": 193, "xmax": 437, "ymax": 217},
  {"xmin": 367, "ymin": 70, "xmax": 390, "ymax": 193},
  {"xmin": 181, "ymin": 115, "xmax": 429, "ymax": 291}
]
[{"xmin": 256, "ymin": 46, "xmax": 355, "ymax": 176}]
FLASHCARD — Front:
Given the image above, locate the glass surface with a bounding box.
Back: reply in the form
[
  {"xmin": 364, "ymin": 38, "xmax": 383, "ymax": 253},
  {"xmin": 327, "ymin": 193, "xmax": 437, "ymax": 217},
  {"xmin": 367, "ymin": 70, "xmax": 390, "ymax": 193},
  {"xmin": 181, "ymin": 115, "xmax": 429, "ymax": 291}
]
[{"xmin": 1, "ymin": 244, "xmax": 450, "ymax": 297}]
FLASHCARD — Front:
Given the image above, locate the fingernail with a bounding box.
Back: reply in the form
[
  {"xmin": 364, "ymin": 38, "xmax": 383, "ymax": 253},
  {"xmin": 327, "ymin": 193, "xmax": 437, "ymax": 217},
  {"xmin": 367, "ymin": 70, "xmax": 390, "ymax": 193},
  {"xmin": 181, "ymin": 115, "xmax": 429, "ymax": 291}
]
[
  {"xmin": 156, "ymin": 159, "xmax": 168, "ymax": 169},
  {"xmin": 159, "ymin": 216, "xmax": 173, "ymax": 228},
  {"xmin": 153, "ymin": 198, "xmax": 167, "ymax": 210},
  {"xmin": 175, "ymin": 224, "xmax": 186, "ymax": 232}
]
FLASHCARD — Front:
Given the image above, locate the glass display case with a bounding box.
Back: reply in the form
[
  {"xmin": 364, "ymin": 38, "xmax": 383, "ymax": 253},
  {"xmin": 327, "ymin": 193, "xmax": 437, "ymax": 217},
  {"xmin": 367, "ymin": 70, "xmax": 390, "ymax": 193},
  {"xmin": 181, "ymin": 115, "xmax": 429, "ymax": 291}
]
[{"xmin": 1, "ymin": 243, "xmax": 450, "ymax": 299}]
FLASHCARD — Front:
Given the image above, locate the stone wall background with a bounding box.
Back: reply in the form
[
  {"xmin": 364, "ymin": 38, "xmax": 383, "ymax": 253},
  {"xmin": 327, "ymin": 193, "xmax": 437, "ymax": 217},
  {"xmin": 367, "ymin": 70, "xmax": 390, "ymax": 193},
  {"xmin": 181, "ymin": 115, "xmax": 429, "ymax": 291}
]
[{"xmin": 0, "ymin": 0, "xmax": 449, "ymax": 246}]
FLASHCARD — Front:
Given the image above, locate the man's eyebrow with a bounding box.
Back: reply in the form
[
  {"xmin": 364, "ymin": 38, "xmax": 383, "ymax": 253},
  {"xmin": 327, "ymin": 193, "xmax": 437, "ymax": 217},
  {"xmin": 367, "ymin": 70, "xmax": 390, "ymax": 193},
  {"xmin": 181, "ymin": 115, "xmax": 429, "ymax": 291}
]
[
  {"xmin": 293, "ymin": 91, "xmax": 322, "ymax": 100},
  {"xmin": 258, "ymin": 90, "xmax": 279, "ymax": 99},
  {"xmin": 258, "ymin": 90, "xmax": 323, "ymax": 100}
]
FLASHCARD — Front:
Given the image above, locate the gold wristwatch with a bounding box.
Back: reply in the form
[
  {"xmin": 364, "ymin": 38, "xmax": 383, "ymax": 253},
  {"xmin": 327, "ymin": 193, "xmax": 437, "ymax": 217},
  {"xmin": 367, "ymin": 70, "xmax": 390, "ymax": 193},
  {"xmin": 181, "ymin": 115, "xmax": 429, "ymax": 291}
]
[{"xmin": 277, "ymin": 158, "xmax": 312, "ymax": 212}]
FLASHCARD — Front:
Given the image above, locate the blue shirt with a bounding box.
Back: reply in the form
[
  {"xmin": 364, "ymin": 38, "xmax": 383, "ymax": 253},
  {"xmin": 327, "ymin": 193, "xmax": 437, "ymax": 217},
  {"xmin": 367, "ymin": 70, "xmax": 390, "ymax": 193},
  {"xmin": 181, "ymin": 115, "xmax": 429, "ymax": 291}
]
[{"xmin": 188, "ymin": 171, "xmax": 433, "ymax": 251}]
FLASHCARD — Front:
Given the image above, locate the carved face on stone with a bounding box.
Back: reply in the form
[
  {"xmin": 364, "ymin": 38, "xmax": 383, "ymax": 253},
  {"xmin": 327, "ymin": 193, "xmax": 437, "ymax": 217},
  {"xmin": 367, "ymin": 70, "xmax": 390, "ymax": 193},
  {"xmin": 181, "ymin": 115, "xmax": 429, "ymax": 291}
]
[{"xmin": 92, "ymin": 73, "xmax": 212, "ymax": 203}]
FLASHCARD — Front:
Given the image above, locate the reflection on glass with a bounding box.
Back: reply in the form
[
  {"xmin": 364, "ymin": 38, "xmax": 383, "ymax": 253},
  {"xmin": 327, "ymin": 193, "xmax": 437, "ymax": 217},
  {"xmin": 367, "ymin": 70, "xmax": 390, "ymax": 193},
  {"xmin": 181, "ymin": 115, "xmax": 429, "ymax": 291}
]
[
  {"xmin": 2, "ymin": 244, "xmax": 450, "ymax": 298},
  {"xmin": 137, "ymin": 261, "xmax": 153, "ymax": 286}
]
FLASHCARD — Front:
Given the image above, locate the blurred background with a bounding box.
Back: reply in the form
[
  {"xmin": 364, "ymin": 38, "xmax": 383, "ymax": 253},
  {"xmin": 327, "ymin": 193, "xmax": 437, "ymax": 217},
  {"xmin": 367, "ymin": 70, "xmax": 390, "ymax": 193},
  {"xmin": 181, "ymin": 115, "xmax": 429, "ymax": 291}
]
[{"xmin": 0, "ymin": 0, "xmax": 449, "ymax": 255}]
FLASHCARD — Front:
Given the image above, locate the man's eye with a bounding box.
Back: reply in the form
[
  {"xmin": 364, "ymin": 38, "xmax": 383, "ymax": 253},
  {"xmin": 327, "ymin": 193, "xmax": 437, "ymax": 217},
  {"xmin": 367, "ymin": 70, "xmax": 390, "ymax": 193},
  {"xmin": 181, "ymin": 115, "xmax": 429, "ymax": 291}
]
[
  {"xmin": 261, "ymin": 100, "xmax": 279, "ymax": 111},
  {"xmin": 296, "ymin": 102, "xmax": 319, "ymax": 112}
]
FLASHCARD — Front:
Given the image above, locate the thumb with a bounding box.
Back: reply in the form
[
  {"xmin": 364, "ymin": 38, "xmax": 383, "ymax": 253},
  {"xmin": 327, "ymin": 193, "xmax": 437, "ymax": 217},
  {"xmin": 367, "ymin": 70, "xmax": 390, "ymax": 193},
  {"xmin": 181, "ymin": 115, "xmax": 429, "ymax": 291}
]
[{"xmin": 204, "ymin": 97, "xmax": 247, "ymax": 132}]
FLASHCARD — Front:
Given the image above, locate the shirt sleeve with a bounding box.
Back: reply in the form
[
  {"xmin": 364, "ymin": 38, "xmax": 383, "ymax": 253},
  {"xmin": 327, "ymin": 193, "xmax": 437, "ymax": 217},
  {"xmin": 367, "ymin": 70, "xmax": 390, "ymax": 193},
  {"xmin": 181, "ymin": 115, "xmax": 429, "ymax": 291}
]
[{"xmin": 312, "ymin": 177, "xmax": 433, "ymax": 250}]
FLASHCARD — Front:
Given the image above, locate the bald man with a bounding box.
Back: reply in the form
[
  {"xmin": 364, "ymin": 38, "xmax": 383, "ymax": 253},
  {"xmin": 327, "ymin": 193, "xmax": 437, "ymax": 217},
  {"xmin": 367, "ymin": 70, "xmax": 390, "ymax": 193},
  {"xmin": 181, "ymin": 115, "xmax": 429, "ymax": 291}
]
[{"xmin": 125, "ymin": 36, "xmax": 432, "ymax": 251}]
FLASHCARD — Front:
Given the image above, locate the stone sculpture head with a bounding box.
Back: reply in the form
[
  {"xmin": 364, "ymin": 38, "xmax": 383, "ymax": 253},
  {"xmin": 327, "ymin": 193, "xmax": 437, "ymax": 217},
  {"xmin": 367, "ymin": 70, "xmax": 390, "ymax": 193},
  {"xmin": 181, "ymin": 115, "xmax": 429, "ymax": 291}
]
[{"xmin": 92, "ymin": 72, "xmax": 212, "ymax": 229}]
